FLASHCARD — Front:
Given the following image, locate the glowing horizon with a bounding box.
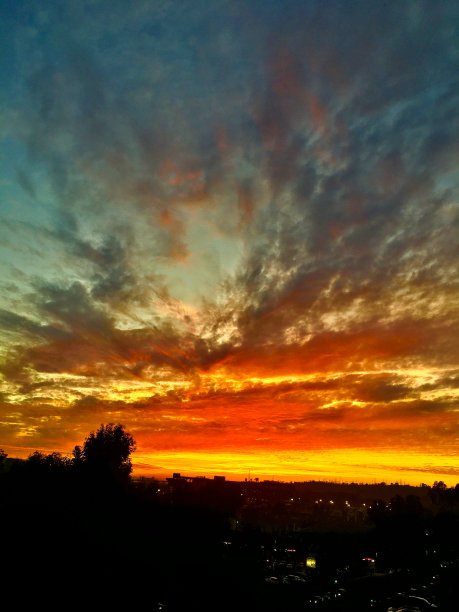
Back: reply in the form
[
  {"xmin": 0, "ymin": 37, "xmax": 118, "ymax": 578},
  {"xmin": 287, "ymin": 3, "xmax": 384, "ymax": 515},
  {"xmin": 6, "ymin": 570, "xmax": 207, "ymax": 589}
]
[{"xmin": 131, "ymin": 449, "xmax": 459, "ymax": 488}]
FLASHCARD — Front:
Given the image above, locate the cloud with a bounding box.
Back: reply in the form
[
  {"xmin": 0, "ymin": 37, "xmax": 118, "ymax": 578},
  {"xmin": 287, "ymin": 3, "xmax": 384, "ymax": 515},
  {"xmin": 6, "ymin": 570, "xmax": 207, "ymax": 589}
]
[{"xmin": 1, "ymin": 1, "xmax": 458, "ymax": 473}]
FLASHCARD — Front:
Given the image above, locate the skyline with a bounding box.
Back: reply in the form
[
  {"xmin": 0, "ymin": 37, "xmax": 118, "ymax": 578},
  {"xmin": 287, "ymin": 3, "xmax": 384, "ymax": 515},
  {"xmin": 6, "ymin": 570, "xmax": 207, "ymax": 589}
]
[{"xmin": 1, "ymin": 1, "xmax": 459, "ymax": 486}]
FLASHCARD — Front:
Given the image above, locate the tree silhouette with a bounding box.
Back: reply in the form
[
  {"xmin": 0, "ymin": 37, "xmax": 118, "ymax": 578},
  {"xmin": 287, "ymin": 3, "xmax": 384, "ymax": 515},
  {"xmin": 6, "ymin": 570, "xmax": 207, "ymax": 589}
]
[
  {"xmin": 0, "ymin": 449, "xmax": 7, "ymax": 476},
  {"xmin": 77, "ymin": 423, "xmax": 136, "ymax": 484},
  {"xmin": 26, "ymin": 450, "xmax": 71, "ymax": 470}
]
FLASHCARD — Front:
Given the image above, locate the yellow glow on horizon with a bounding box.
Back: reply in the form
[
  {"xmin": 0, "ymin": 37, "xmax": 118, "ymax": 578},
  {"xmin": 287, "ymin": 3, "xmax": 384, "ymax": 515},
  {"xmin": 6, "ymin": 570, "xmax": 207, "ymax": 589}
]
[{"xmin": 133, "ymin": 448, "xmax": 459, "ymax": 487}]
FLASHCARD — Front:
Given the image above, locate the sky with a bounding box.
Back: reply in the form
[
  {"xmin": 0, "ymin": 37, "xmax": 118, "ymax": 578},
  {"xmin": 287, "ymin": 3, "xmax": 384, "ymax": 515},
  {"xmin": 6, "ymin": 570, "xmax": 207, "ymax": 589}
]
[{"xmin": 1, "ymin": 0, "xmax": 459, "ymax": 485}]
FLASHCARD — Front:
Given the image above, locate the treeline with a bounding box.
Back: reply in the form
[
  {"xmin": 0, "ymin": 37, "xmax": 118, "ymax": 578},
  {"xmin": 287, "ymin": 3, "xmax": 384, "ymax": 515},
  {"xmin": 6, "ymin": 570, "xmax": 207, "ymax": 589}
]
[
  {"xmin": 0, "ymin": 424, "xmax": 241, "ymax": 611},
  {"xmin": 0, "ymin": 422, "xmax": 135, "ymax": 486}
]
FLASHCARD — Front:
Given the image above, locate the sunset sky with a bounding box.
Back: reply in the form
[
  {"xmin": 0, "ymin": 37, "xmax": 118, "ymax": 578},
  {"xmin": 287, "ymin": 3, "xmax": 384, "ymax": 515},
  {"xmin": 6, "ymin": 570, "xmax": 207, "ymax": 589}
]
[{"xmin": 1, "ymin": 1, "xmax": 459, "ymax": 485}]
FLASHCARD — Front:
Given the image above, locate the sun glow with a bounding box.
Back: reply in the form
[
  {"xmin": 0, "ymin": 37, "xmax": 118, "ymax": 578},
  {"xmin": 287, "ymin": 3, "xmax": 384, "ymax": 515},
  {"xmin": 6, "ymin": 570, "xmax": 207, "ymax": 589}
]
[{"xmin": 133, "ymin": 448, "xmax": 459, "ymax": 487}]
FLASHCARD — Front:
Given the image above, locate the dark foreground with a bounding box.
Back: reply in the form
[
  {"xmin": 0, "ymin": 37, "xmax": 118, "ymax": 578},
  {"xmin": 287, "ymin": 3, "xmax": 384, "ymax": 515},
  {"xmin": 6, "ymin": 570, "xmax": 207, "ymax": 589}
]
[{"xmin": 1, "ymin": 467, "xmax": 459, "ymax": 610}]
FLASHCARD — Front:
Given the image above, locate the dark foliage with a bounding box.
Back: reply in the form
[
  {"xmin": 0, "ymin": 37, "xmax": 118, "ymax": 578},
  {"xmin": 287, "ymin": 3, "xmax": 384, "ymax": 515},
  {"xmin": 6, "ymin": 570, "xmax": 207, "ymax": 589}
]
[
  {"xmin": 1, "ymin": 432, "xmax": 459, "ymax": 611},
  {"xmin": 77, "ymin": 422, "xmax": 136, "ymax": 484}
]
